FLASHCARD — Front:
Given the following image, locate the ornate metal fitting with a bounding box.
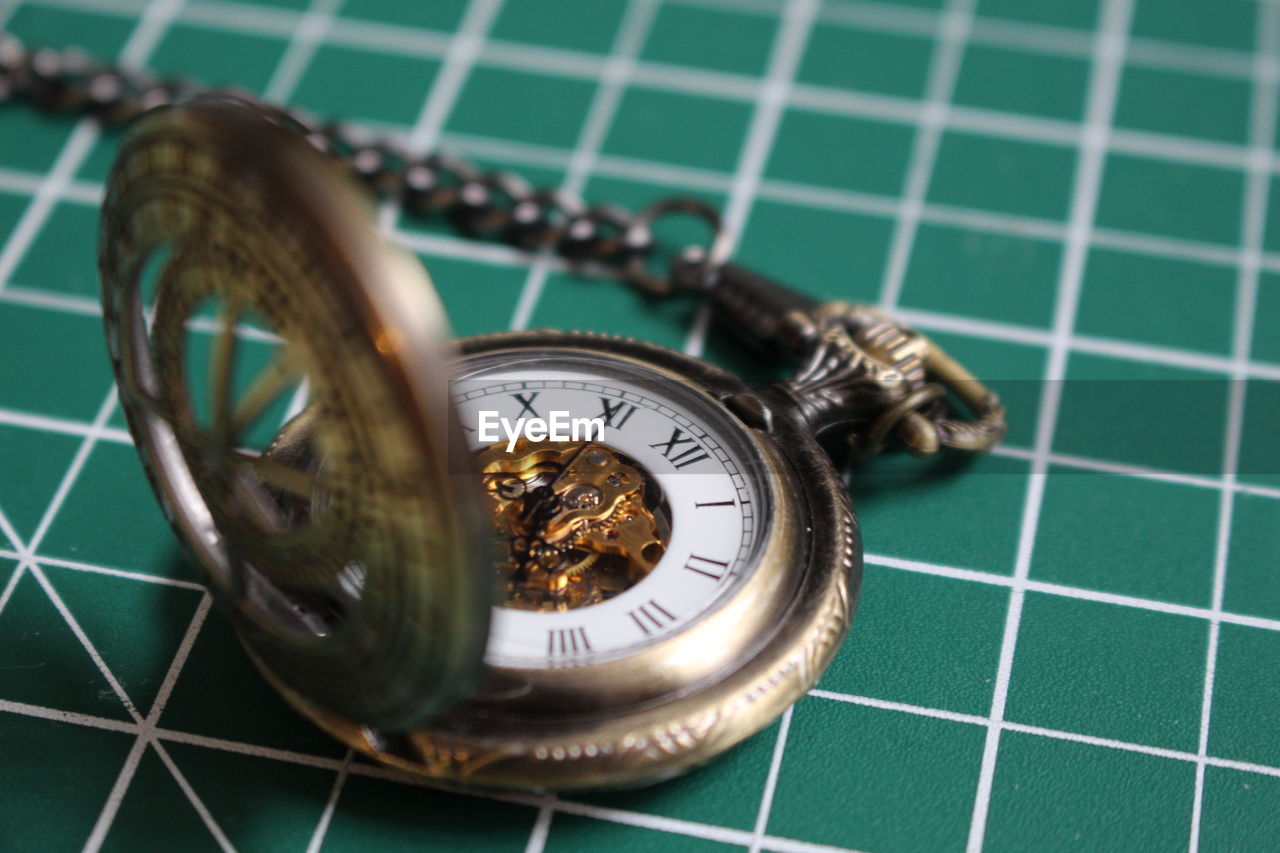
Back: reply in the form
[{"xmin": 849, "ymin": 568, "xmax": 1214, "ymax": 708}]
[
  {"xmin": 693, "ymin": 261, "xmax": 1006, "ymax": 462},
  {"xmin": 777, "ymin": 301, "xmax": 1007, "ymax": 461}
]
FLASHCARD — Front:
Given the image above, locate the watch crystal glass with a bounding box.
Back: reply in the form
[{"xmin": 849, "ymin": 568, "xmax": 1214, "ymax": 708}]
[{"xmin": 453, "ymin": 349, "xmax": 773, "ymax": 669}]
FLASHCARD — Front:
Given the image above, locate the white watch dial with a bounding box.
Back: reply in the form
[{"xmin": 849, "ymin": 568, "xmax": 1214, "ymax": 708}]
[{"xmin": 453, "ymin": 349, "xmax": 773, "ymax": 669}]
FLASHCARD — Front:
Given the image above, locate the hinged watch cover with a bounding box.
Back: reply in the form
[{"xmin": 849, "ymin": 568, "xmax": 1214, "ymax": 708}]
[{"xmin": 98, "ymin": 95, "xmax": 493, "ymax": 731}]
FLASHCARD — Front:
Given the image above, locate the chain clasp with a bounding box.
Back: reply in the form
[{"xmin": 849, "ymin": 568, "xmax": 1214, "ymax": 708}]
[{"xmin": 695, "ymin": 262, "xmax": 1006, "ymax": 463}]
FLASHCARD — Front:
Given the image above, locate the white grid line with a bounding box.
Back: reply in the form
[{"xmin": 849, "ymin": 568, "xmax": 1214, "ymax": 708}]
[
  {"xmin": 16, "ymin": 0, "xmax": 1280, "ymax": 180},
  {"xmin": 0, "ymin": 553, "xmax": 24, "ymax": 614},
  {"xmin": 151, "ymin": 738, "xmax": 237, "ymax": 852},
  {"xmin": 23, "ymin": 0, "xmax": 1279, "ymax": 86},
  {"xmin": 260, "ymin": 0, "xmax": 339, "ymax": 104},
  {"xmin": 0, "ymin": 0, "xmax": 1276, "ymax": 849},
  {"xmin": 809, "ymin": 689, "xmax": 1280, "ymax": 780},
  {"xmin": 0, "ymin": 125, "xmax": 99, "ymax": 294},
  {"xmin": 9, "ymin": 684, "xmax": 1280, "ymax": 795},
  {"xmin": 0, "ymin": 404, "xmax": 134, "ymax": 442},
  {"xmin": 5, "ymin": 519, "xmax": 1280, "ymax": 639},
  {"xmin": 2, "ymin": 686, "xmax": 1278, "ymax": 853},
  {"xmin": 965, "ymin": 0, "xmax": 1134, "ymax": 848},
  {"xmin": 523, "ymin": 805, "xmax": 554, "ymax": 853},
  {"xmin": 61, "ymin": 375, "xmax": 230, "ymax": 836},
  {"xmin": 862, "ymin": 551, "xmax": 1280, "ymax": 634},
  {"xmin": 1188, "ymin": 2, "xmax": 1280, "ymax": 850},
  {"xmin": 27, "ymin": 563, "xmax": 143, "ymax": 719},
  {"xmin": 507, "ymin": 0, "xmax": 659, "ymax": 332},
  {"xmin": 20, "ymin": 1, "xmax": 328, "ymax": 847},
  {"xmin": 82, "ymin": 593, "xmax": 214, "ymax": 852},
  {"xmin": 679, "ymin": 1, "xmax": 819, "ymax": 834},
  {"xmin": 0, "ymin": 548, "xmax": 206, "ymax": 590},
  {"xmin": 663, "ymin": 0, "xmax": 1279, "ymax": 88},
  {"xmin": 0, "ymin": 0, "xmax": 180, "ymax": 295},
  {"xmin": 25, "ymin": 390, "xmax": 120, "ymax": 556},
  {"xmin": 304, "ymin": 749, "xmax": 352, "ymax": 853},
  {"xmin": 8, "ymin": 110, "xmax": 1280, "ymax": 281},
  {"xmin": 875, "ymin": 0, "xmax": 973, "ymax": 312},
  {"xmin": 717, "ymin": 0, "xmax": 816, "ymax": 250},
  {"xmin": 7, "ymin": 136, "xmax": 1280, "ymax": 373},
  {"xmin": 321, "ymin": 1, "xmax": 512, "ymax": 847},
  {"xmin": 404, "ymin": 0, "xmax": 501, "ymax": 157},
  {"xmin": 682, "ymin": 0, "xmax": 818, "ymax": 359},
  {"xmin": 749, "ymin": 706, "xmax": 793, "ymax": 853}
]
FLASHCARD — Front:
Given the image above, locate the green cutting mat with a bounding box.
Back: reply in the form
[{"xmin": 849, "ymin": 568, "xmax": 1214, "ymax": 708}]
[{"xmin": 2, "ymin": 0, "xmax": 1279, "ymax": 850}]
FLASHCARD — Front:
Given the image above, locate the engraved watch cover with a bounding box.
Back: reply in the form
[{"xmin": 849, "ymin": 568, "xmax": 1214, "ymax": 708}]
[{"xmin": 98, "ymin": 95, "xmax": 493, "ymax": 730}]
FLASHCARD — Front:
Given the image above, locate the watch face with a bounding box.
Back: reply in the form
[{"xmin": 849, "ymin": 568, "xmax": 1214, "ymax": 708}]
[{"xmin": 453, "ymin": 348, "xmax": 774, "ymax": 669}]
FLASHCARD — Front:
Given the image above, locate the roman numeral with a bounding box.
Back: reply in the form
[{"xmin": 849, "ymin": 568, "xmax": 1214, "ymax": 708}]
[
  {"xmin": 628, "ymin": 599, "xmax": 676, "ymax": 636},
  {"xmin": 649, "ymin": 427, "xmax": 709, "ymax": 469},
  {"xmin": 546, "ymin": 626, "xmax": 591, "ymax": 656},
  {"xmin": 512, "ymin": 392, "xmax": 540, "ymax": 418},
  {"xmin": 597, "ymin": 398, "xmax": 637, "ymax": 429},
  {"xmin": 695, "ymin": 499, "xmax": 735, "ymax": 508},
  {"xmin": 684, "ymin": 554, "xmax": 729, "ymax": 581}
]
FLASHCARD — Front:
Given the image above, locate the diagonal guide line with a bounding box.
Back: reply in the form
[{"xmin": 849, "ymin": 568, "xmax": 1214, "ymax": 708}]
[
  {"xmin": 0, "ymin": 1, "xmax": 1274, "ymax": 850},
  {"xmin": 6, "ymin": 550, "xmax": 206, "ymax": 590},
  {"xmin": 305, "ymin": 750, "xmax": 353, "ymax": 853},
  {"xmin": 522, "ymin": 806, "xmax": 554, "ymax": 853},
  {"xmin": 0, "ymin": 385, "xmax": 122, "ymax": 615},
  {"xmin": 964, "ymin": 1, "xmax": 1135, "ymax": 849},
  {"xmin": 3, "ymin": 686, "xmax": 1280, "ymax": 853},
  {"xmin": 82, "ymin": 594, "xmax": 214, "ymax": 852},
  {"xmin": 749, "ymin": 706, "xmax": 793, "ymax": 853},
  {"xmin": 68, "ymin": 1, "xmax": 329, "ymax": 848},
  {"xmin": 1188, "ymin": 2, "xmax": 1280, "ymax": 850},
  {"xmin": 28, "ymin": 565, "xmax": 144, "ymax": 721},
  {"xmin": 151, "ymin": 739, "xmax": 237, "ymax": 853},
  {"xmin": 0, "ymin": 0, "xmax": 180, "ymax": 644}
]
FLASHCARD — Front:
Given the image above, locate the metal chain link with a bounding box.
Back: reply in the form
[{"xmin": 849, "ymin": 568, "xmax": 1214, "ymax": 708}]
[
  {"xmin": 0, "ymin": 34, "xmax": 716, "ymax": 297},
  {"xmin": 0, "ymin": 34, "xmax": 1007, "ymax": 459}
]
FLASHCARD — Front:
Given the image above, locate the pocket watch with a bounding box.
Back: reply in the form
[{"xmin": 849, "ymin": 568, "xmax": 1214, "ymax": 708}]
[{"xmin": 82, "ymin": 82, "xmax": 1006, "ymax": 791}]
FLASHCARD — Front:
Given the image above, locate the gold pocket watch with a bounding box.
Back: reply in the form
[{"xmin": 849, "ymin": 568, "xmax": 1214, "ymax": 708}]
[{"xmin": 98, "ymin": 94, "xmax": 1005, "ymax": 791}]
